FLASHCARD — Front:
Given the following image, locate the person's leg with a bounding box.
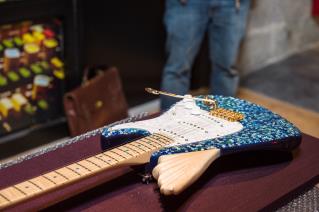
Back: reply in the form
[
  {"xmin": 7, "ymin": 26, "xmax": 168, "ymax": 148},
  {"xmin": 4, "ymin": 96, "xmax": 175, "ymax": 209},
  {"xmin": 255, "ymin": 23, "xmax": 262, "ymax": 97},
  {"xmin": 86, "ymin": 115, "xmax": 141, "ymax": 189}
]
[
  {"xmin": 208, "ymin": 0, "xmax": 250, "ymax": 96},
  {"xmin": 161, "ymin": 0, "xmax": 209, "ymax": 110}
]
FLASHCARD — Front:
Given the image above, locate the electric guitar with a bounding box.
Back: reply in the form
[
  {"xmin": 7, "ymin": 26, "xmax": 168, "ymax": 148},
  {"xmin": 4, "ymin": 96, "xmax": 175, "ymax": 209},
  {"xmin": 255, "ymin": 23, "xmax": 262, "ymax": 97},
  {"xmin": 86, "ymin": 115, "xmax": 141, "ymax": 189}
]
[{"xmin": 0, "ymin": 93, "xmax": 301, "ymax": 209}]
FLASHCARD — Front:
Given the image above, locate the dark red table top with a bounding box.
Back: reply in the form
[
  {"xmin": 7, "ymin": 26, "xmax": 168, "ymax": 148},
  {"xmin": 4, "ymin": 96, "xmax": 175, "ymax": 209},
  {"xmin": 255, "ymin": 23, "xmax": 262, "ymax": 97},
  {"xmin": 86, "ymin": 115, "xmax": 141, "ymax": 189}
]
[{"xmin": 0, "ymin": 133, "xmax": 319, "ymax": 212}]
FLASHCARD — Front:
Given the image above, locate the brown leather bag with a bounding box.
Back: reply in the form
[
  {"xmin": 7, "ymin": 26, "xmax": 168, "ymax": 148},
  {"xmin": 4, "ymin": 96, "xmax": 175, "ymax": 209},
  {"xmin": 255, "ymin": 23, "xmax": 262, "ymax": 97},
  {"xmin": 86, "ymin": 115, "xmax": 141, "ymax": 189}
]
[{"xmin": 64, "ymin": 66, "xmax": 128, "ymax": 136}]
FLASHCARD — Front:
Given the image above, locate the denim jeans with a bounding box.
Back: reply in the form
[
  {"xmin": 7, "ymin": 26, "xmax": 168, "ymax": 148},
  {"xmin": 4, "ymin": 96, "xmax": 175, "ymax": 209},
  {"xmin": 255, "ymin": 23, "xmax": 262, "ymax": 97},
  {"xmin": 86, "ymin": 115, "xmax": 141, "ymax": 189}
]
[{"xmin": 160, "ymin": 0, "xmax": 250, "ymax": 110}]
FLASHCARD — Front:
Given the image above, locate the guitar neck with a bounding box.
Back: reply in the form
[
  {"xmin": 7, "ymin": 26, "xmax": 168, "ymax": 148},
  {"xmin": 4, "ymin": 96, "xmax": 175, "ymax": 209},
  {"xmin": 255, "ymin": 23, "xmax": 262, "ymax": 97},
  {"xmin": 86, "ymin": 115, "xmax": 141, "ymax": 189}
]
[{"xmin": 0, "ymin": 133, "xmax": 173, "ymax": 210}]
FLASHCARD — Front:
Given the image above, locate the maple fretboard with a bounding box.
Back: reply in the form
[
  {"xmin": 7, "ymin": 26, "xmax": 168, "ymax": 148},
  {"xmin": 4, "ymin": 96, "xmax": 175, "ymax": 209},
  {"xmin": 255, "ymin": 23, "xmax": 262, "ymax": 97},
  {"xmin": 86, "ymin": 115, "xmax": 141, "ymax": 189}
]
[{"xmin": 0, "ymin": 133, "xmax": 173, "ymax": 210}]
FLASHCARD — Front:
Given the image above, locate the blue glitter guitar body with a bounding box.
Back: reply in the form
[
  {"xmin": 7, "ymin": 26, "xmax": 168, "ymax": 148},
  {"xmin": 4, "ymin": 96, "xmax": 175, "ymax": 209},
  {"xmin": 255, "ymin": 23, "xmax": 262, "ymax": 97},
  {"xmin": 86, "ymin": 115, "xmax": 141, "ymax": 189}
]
[
  {"xmin": 0, "ymin": 96, "xmax": 302, "ymax": 210},
  {"xmin": 101, "ymin": 96, "xmax": 301, "ymax": 194}
]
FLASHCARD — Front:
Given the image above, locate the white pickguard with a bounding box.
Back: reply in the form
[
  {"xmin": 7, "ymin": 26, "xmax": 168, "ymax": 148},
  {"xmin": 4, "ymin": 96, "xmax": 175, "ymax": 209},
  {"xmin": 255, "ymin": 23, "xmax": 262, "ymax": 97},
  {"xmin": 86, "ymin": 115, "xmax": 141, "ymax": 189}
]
[{"xmin": 110, "ymin": 98, "xmax": 243, "ymax": 146}]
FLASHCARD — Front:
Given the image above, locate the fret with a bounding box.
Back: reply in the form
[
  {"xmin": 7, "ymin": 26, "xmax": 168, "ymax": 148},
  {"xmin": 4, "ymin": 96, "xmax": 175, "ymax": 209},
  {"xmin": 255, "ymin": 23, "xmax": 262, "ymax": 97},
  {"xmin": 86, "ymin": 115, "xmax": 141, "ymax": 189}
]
[
  {"xmin": 76, "ymin": 162, "xmax": 92, "ymax": 172},
  {"xmin": 146, "ymin": 137, "xmax": 165, "ymax": 147},
  {"xmin": 0, "ymin": 134, "xmax": 174, "ymax": 210},
  {"xmin": 30, "ymin": 176, "xmax": 56, "ymax": 190},
  {"xmin": 94, "ymin": 155, "xmax": 113, "ymax": 166},
  {"xmin": 134, "ymin": 141, "xmax": 156, "ymax": 151},
  {"xmin": 0, "ymin": 193, "xmax": 10, "ymax": 203},
  {"xmin": 27, "ymin": 180, "xmax": 44, "ymax": 191},
  {"xmin": 155, "ymin": 133, "xmax": 173, "ymax": 142},
  {"xmin": 77, "ymin": 160, "xmax": 101, "ymax": 172},
  {"xmin": 53, "ymin": 171, "xmax": 70, "ymax": 181},
  {"xmin": 144, "ymin": 140, "xmax": 161, "ymax": 148},
  {"xmin": 102, "ymin": 153, "xmax": 122, "ymax": 164},
  {"xmin": 156, "ymin": 137, "xmax": 171, "ymax": 145},
  {"xmin": 67, "ymin": 164, "xmax": 91, "ymax": 176},
  {"xmin": 85, "ymin": 158, "xmax": 103, "ymax": 168},
  {"xmin": 15, "ymin": 181, "xmax": 42, "ymax": 196},
  {"xmin": 96, "ymin": 154, "xmax": 116, "ymax": 165},
  {"xmin": 64, "ymin": 166, "xmax": 81, "ymax": 176},
  {"xmin": 129, "ymin": 142, "xmax": 152, "ymax": 152},
  {"xmin": 87, "ymin": 156, "xmax": 110, "ymax": 168},
  {"xmin": 0, "ymin": 187, "xmax": 25, "ymax": 202},
  {"xmin": 55, "ymin": 167, "xmax": 81, "ymax": 180},
  {"xmin": 108, "ymin": 149, "xmax": 128, "ymax": 160},
  {"xmin": 110, "ymin": 148, "xmax": 132, "ymax": 159},
  {"xmin": 140, "ymin": 138, "xmax": 162, "ymax": 148},
  {"xmin": 124, "ymin": 143, "xmax": 145, "ymax": 154},
  {"xmin": 42, "ymin": 175, "xmax": 57, "ymax": 185},
  {"xmin": 153, "ymin": 134, "xmax": 173, "ymax": 145},
  {"xmin": 117, "ymin": 146, "xmax": 139, "ymax": 157},
  {"xmin": 13, "ymin": 186, "xmax": 27, "ymax": 196},
  {"xmin": 136, "ymin": 140, "xmax": 158, "ymax": 150},
  {"xmin": 44, "ymin": 171, "xmax": 68, "ymax": 185},
  {"xmin": 159, "ymin": 136, "xmax": 173, "ymax": 144}
]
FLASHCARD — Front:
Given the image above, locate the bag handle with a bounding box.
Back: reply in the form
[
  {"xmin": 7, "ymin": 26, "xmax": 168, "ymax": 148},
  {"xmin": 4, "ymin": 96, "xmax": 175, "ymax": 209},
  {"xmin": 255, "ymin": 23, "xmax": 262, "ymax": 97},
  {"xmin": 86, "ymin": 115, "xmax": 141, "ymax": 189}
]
[{"xmin": 82, "ymin": 64, "xmax": 110, "ymax": 85}]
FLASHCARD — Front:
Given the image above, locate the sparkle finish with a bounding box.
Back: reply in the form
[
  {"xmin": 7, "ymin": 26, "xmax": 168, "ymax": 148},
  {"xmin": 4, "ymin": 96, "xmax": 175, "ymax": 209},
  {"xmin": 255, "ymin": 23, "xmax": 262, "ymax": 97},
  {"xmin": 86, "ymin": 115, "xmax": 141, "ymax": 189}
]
[
  {"xmin": 101, "ymin": 128, "xmax": 151, "ymax": 144},
  {"xmin": 100, "ymin": 96, "xmax": 301, "ymax": 169},
  {"xmin": 150, "ymin": 96, "xmax": 301, "ymax": 168}
]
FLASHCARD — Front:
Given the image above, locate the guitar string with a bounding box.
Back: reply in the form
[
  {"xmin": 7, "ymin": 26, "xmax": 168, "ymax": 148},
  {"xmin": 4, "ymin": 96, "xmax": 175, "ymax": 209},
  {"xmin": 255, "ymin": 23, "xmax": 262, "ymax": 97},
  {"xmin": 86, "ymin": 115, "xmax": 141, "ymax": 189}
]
[
  {"xmin": 160, "ymin": 111, "xmax": 240, "ymax": 143},
  {"xmin": 0, "ymin": 115, "xmax": 230, "ymax": 204},
  {"xmin": 155, "ymin": 114, "xmax": 225, "ymax": 144},
  {"xmin": 159, "ymin": 119, "xmax": 210, "ymax": 141},
  {"xmin": 177, "ymin": 113, "xmax": 235, "ymax": 136},
  {"xmin": 121, "ymin": 112, "xmax": 223, "ymax": 142},
  {"xmin": 0, "ymin": 114, "xmax": 213, "ymax": 203}
]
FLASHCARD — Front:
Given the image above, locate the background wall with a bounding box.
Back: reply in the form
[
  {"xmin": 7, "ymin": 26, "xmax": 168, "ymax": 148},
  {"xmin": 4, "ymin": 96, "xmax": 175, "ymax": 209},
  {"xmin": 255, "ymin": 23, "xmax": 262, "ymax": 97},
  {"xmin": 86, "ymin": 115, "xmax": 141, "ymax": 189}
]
[
  {"xmin": 238, "ymin": 0, "xmax": 319, "ymax": 75},
  {"xmin": 82, "ymin": 0, "xmax": 319, "ymax": 105},
  {"xmin": 83, "ymin": 1, "xmax": 166, "ymax": 106}
]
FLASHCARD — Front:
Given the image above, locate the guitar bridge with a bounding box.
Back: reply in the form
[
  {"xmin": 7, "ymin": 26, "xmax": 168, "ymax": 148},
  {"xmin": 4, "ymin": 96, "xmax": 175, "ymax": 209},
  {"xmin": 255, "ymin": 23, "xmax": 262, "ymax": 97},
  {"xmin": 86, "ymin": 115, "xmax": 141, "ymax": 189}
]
[{"xmin": 209, "ymin": 108, "xmax": 244, "ymax": 122}]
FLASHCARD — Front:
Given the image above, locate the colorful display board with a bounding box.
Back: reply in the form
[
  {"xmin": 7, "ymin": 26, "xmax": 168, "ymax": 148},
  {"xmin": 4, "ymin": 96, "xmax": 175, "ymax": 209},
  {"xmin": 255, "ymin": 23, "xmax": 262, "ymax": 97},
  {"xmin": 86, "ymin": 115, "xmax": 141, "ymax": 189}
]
[{"xmin": 0, "ymin": 19, "xmax": 65, "ymax": 137}]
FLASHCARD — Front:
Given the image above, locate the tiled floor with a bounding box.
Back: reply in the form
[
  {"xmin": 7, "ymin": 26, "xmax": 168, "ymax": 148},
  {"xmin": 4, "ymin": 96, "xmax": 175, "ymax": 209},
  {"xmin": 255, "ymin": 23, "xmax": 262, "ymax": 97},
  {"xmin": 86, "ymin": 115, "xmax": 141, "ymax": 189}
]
[
  {"xmin": 238, "ymin": 88, "xmax": 319, "ymax": 138},
  {"xmin": 241, "ymin": 48, "xmax": 319, "ymax": 113},
  {"xmin": 239, "ymin": 48, "xmax": 319, "ymax": 138}
]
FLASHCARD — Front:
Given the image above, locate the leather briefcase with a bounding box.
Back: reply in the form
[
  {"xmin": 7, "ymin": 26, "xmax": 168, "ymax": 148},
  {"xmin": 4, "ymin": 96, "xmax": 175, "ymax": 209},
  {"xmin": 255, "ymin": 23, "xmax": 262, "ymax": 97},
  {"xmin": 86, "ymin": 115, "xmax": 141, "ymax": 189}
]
[{"xmin": 64, "ymin": 66, "xmax": 128, "ymax": 136}]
